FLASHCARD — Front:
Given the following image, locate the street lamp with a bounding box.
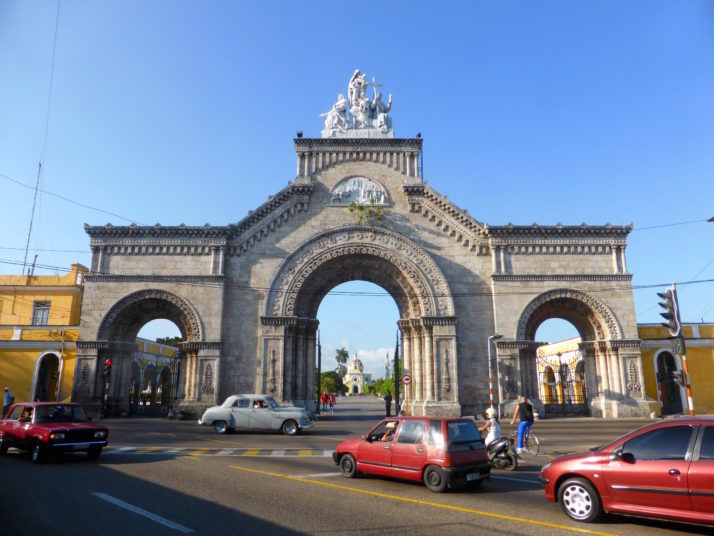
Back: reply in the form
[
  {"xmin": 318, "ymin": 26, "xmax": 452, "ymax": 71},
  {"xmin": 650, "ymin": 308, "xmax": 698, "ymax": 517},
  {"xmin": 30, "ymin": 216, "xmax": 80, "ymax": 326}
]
[{"xmin": 487, "ymin": 335, "xmax": 502, "ymax": 411}]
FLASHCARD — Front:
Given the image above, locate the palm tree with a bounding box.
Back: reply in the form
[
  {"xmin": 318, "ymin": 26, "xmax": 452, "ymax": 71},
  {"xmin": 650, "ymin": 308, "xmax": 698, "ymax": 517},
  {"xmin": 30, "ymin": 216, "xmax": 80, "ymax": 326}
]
[{"xmin": 335, "ymin": 347, "xmax": 349, "ymax": 377}]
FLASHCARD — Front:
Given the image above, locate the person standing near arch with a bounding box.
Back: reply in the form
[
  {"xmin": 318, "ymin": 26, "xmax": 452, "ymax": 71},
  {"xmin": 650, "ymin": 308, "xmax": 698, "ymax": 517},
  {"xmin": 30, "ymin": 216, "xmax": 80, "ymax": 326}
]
[{"xmin": 384, "ymin": 391, "xmax": 393, "ymax": 417}]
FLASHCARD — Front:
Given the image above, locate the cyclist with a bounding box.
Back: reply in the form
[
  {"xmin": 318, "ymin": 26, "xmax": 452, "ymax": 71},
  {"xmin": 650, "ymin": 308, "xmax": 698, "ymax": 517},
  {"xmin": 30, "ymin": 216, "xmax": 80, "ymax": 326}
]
[{"xmin": 510, "ymin": 395, "xmax": 534, "ymax": 454}]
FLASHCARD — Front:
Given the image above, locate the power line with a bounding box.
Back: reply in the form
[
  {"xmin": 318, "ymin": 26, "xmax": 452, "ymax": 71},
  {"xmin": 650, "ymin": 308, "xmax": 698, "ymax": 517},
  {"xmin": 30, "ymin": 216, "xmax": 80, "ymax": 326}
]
[{"xmin": 0, "ymin": 172, "xmax": 144, "ymax": 225}]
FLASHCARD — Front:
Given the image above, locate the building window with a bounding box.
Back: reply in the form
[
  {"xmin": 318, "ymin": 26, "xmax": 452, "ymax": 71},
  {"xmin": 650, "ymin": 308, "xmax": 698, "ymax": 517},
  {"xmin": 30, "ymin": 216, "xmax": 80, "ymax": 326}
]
[{"xmin": 31, "ymin": 301, "xmax": 50, "ymax": 325}]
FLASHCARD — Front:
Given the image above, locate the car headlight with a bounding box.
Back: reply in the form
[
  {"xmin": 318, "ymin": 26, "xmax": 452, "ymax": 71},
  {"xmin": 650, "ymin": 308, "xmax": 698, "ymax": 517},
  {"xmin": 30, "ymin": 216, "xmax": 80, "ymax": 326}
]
[
  {"xmin": 50, "ymin": 432, "xmax": 65, "ymax": 440},
  {"xmin": 540, "ymin": 462, "xmax": 551, "ymax": 473},
  {"xmin": 94, "ymin": 431, "xmax": 107, "ymax": 439}
]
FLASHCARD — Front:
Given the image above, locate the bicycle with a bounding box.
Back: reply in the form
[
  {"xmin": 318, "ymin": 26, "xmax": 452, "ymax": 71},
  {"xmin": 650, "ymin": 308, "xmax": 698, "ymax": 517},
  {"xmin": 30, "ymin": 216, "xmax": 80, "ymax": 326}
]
[{"xmin": 510, "ymin": 429, "xmax": 539, "ymax": 456}]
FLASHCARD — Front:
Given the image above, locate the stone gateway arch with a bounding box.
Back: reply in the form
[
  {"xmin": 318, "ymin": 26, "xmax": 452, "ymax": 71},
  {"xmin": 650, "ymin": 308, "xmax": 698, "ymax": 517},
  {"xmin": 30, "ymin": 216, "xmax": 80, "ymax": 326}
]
[{"xmin": 74, "ymin": 71, "xmax": 652, "ymax": 419}]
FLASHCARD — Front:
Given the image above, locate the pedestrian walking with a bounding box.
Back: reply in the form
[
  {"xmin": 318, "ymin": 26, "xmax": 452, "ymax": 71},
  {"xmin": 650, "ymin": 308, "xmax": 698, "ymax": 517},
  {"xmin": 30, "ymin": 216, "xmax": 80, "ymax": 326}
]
[
  {"xmin": 510, "ymin": 394, "xmax": 534, "ymax": 454},
  {"xmin": 321, "ymin": 392, "xmax": 328, "ymax": 413},
  {"xmin": 3, "ymin": 386, "xmax": 15, "ymax": 418},
  {"xmin": 328, "ymin": 393, "xmax": 335, "ymax": 413},
  {"xmin": 383, "ymin": 391, "xmax": 393, "ymax": 417}
]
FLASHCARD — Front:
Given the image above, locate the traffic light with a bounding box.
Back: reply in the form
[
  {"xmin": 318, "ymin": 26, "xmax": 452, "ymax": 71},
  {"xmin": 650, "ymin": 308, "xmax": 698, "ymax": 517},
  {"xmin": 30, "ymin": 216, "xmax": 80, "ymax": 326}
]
[
  {"xmin": 103, "ymin": 359, "xmax": 112, "ymax": 377},
  {"xmin": 657, "ymin": 286, "xmax": 681, "ymax": 337},
  {"xmin": 671, "ymin": 369, "xmax": 684, "ymax": 387}
]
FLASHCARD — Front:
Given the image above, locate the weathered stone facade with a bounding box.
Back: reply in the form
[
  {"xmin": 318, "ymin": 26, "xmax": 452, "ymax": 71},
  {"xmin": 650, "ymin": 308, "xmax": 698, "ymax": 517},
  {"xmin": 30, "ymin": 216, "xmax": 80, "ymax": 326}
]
[{"xmin": 74, "ymin": 135, "xmax": 651, "ymax": 418}]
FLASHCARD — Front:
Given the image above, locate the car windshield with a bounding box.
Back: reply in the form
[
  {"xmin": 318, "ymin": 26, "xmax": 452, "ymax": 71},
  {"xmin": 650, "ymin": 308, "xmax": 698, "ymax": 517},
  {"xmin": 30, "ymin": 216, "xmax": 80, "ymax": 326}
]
[
  {"xmin": 35, "ymin": 405, "xmax": 88, "ymax": 423},
  {"xmin": 263, "ymin": 396, "xmax": 279, "ymax": 409},
  {"xmin": 446, "ymin": 420, "xmax": 482, "ymax": 443}
]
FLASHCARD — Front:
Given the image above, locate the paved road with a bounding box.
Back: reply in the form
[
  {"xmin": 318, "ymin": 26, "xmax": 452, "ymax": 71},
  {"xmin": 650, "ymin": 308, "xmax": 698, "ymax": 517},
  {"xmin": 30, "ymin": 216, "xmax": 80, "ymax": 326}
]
[{"xmin": 0, "ymin": 397, "xmax": 707, "ymax": 536}]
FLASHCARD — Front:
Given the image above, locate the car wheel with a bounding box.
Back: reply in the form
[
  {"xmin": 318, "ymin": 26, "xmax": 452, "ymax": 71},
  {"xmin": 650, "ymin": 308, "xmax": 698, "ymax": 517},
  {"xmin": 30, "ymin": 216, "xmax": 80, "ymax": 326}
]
[
  {"xmin": 339, "ymin": 454, "xmax": 358, "ymax": 478},
  {"xmin": 423, "ymin": 465, "xmax": 448, "ymax": 493},
  {"xmin": 504, "ymin": 451, "xmax": 518, "ymax": 471},
  {"xmin": 87, "ymin": 446, "xmax": 102, "ymax": 460},
  {"xmin": 31, "ymin": 441, "xmax": 44, "ymax": 464},
  {"xmin": 282, "ymin": 420, "xmax": 298, "ymax": 436},
  {"xmin": 558, "ymin": 477, "xmax": 603, "ymax": 523},
  {"xmin": 214, "ymin": 421, "xmax": 228, "ymax": 434}
]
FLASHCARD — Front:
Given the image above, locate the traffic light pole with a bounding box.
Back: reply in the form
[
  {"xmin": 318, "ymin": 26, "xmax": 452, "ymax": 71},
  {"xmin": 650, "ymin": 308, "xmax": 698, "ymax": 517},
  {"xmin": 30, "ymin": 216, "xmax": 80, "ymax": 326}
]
[{"xmin": 676, "ymin": 336, "xmax": 695, "ymax": 417}]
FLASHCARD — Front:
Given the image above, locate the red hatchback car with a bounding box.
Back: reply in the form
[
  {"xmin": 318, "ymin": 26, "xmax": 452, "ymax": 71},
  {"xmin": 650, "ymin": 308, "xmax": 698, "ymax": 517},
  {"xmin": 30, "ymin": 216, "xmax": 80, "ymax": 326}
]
[
  {"xmin": 541, "ymin": 417, "xmax": 714, "ymax": 526},
  {"xmin": 0, "ymin": 402, "xmax": 109, "ymax": 463},
  {"xmin": 332, "ymin": 416, "xmax": 490, "ymax": 492}
]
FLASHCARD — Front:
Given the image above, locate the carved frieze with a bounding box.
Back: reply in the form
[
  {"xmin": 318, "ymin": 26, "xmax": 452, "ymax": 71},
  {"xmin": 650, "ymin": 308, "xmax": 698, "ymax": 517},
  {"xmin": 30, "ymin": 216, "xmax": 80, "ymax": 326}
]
[
  {"xmin": 265, "ymin": 227, "xmax": 454, "ymax": 318},
  {"xmin": 516, "ymin": 288, "xmax": 623, "ymax": 341},
  {"xmin": 96, "ymin": 289, "xmax": 203, "ymax": 342}
]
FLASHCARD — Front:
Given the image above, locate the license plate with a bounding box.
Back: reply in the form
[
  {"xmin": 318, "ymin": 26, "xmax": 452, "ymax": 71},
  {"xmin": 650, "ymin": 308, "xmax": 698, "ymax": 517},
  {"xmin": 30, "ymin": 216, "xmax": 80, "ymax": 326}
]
[
  {"xmin": 73, "ymin": 443, "xmax": 90, "ymax": 450},
  {"xmin": 466, "ymin": 472, "xmax": 480, "ymax": 482}
]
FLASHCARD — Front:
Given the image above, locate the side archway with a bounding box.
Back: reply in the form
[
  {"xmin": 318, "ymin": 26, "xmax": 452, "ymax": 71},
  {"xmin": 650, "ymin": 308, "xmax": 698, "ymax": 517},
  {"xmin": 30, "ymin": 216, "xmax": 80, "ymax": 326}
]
[{"xmin": 513, "ymin": 288, "xmax": 624, "ymax": 418}]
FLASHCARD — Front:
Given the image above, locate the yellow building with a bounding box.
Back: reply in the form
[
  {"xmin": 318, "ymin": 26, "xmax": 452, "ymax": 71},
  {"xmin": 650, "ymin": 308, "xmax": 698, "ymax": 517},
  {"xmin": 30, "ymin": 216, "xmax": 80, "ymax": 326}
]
[
  {"xmin": 639, "ymin": 323, "xmax": 714, "ymax": 416},
  {"xmin": 343, "ymin": 354, "xmax": 372, "ymax": 395},
  {"xmin": 0, "ymin": 264, "xmax": 88, "ymax": 404}
]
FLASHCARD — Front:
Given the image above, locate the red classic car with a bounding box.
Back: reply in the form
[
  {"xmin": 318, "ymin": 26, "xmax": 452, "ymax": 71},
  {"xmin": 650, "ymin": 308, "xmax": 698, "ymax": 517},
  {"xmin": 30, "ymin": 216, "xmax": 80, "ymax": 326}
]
[
  {"xmin": 332, "ymin": 416, "xmax": 490, "ymax": 492},
  {"xmin": 0, "ymin": 402, "xmax": 108, "ymax": 463},
  {"xmin": 540, "ymin": 417, "xmax": 714, "ymax": 527}
]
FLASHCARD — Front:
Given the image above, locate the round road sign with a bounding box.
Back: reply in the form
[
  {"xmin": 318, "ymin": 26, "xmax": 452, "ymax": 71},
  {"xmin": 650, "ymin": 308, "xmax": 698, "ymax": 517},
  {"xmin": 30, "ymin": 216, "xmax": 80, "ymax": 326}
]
[{"xmin": 402, "ymin": 374, "xmax": 412, "ymax": 385}]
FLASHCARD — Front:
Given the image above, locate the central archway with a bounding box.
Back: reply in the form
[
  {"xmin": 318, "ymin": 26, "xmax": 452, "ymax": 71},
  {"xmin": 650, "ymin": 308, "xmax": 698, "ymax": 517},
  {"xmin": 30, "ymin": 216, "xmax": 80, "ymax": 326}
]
[{"xmin": 260, "ymin": 226, "xmax": 459, "ymax": 416}]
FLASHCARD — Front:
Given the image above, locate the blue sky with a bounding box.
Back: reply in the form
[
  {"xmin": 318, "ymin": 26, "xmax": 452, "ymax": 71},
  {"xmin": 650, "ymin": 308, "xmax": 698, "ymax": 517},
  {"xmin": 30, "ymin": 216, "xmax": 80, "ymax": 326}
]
[{"xmin": 2, "ymin": 1, "xmax": 713, "ymax": 378}]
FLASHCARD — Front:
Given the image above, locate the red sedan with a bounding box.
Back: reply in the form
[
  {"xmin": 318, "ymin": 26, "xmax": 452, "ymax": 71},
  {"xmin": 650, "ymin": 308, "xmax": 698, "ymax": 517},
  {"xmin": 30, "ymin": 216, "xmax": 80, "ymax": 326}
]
[
  {"xmin": 332, "ymin": 416, "xmax": 490, "ymax": 492},
  {"xmin": 0, "ymin": 402, "xmax": 108, "ymax": 463},
  {"xmin": 540, "ymin": 417, "xmax": 714, "ymax": 526}
]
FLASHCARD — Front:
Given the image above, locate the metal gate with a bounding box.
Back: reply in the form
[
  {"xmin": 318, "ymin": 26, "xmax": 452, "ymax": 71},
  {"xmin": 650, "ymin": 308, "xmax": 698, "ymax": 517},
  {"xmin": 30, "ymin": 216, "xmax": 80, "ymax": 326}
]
[{"xmin": 538, "ymin": 360, "xmax": 588, "ymax": 416}]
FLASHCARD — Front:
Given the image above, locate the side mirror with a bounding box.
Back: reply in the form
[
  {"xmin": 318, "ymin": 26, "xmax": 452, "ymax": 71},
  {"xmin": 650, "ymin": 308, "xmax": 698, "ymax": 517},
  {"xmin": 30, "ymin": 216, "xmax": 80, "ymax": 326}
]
[{"xmin": 609, "ymin": 450, "xmax": 635, "ymax": 463}]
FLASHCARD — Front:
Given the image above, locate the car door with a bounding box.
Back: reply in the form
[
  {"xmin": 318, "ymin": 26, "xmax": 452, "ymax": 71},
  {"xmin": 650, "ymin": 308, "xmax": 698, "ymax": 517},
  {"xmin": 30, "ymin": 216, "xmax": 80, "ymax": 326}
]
[
  {"xmin": 357, "ymin": 420, "xmax": 397, "ymax": 476},
  {"xmin": 230, "ymin": 399, "xmax": 251, "ymax": 428},
  {"xmin": 390, "ymin": 419, "xmax": 427, "ymax": 481},
  {"xmin": 603, "ymin": 424, "xmax": 694, "ymax": 515},
  {"xmin": 249, "ymin": 399, "xmax": 274, "ymax": 430},
  {"xmin": 2, "ymin": 406, "xmax": 25, "ymax": 446},
  {"xmin": 688, "ymin": 424, "xmax": 714, "ymax": 522}
]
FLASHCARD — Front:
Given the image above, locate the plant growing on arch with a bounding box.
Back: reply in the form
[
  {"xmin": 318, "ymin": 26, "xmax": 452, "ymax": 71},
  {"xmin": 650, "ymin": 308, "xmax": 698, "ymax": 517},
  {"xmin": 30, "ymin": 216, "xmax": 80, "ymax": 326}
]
[{"xmin": 348, "ymin": 197, "xmax": 383, "ymax": 226}]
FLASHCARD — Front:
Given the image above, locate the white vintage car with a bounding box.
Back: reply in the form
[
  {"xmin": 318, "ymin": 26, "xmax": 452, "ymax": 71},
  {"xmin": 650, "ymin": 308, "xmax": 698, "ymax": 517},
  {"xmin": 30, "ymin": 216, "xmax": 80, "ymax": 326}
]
[{"xmin": 198, "ymin": 394, "xmax": 312, "ymax": 435}]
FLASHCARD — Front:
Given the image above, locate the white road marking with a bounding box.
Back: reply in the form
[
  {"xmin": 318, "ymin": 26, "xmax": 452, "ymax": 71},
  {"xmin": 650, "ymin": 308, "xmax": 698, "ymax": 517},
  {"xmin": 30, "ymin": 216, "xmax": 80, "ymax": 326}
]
[
  {"xmin": 491, "ymin": 475, "xmax": 542, "ymax": 485},
  {"xmin": 295, "ymin": 472, "xmax": 342, "ymax": 478},
  {"xmin": 215, "ymin": 449, "xmax": 235, "ymax": 456},
  {"xmin": 270, "ymin": 449, "xmax": 285, "ymax": 457},
  {"xmin": 92, "ymin": 492, "xmax": 193, "ymax": 533}
]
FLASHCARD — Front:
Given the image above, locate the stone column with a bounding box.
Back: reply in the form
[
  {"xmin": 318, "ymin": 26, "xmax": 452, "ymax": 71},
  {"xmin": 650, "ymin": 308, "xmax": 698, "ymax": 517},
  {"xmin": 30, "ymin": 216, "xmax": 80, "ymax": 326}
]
[
  {"xmin": 399, "ymin": 320, "xmax": 412, "ymax": 411},
  {"xmin": 295, "ymin": 324, "xmax": 306, "ymax": 402},
  {"xmin": 411, "ymin": 321, "xmax": 423, "ymax": 406},
  {"xmin": 424, "ymin": 324, "xmax": 434, "ymax": 401}
]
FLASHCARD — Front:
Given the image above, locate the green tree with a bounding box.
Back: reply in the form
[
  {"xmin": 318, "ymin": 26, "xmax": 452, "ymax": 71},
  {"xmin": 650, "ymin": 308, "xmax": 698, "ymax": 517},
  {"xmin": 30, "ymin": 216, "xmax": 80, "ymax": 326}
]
[
  {"xmin": 334, "ymin": 347, "xmax": 349, "ymax": 377},
  {"xmin": 318, "ymin": 371, "xmax": 346, "ymax": 396},
  {"xmin": 156, "ymin": 336, "xmax": 182, "ymax": 346}
]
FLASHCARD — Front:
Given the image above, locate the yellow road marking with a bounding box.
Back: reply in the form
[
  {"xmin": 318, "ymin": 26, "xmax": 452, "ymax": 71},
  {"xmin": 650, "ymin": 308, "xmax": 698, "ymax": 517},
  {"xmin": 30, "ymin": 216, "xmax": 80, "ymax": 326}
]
[
  {"xmin": 298, "ymin": 450, "xmax": 312, "ymax": 457},
  {"xmin": 242, "ymin": 449, "xmax": 260, "ymax": 456},
  {"xmin": 314, "ymin": 436, "xmax": 346, "ymax": 442},
  {"xmin": 188, "ymin": 448, "xmax": 211, "ymax": 456},
  {"xmin": 229, "ymin": 465, "xmax": 614, "ymax": 536},
  {"xmin": 136, "ymin": 447, "xmax": 162, "ymax": 453},
  {"xmin": 206, "ymin": 438, "xmax": 242, "ymax": 446}
]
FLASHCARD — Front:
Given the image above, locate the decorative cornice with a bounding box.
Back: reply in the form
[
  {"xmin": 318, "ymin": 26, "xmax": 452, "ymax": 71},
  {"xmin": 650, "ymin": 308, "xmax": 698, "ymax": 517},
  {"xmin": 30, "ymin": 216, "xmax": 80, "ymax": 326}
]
[
  {"xmin": 421, "ymin": 316, "xmax": 458, "ymax": 327},
  {"xmin": 261, "ymin": 316, "xmax": 299, "ymax": 327},
  {"xmin": 178, "ymin": 341, "xmax": 223, "ymax": 351},
  {"xmin": 85, "ymin": 223, "xmax": 229, "ymax": 240},
  {"xmin": 0, "ymin": 341, "xmax": 77, "ymax": 350},
  {"xmin": 495, "ymin": 340, "xmax": 541, "ymax": 350},
  {"xmin": 76, "ymin": 340, "xmax": 136, "ymax": 351},
  {"xmin": 607, "ymin": 339, "xmax": 641, "ymax": 350},
  {"xmin": 405, "ymin": 184, "xmax": 489, "ymax": 254},
  {"xmin": 485, "ymin": 223, "xmax": 633, "ymax": 240},
  {"xmin": 492, "ymin": 274, "xmax": 632, "ymax": 282},
  {"xmin": 84, "ymin": 275, "xmax": 224, "ymax": 284},
  {"xmin": 294, "ymin": 137, "xmax": 423, "ymax": 152}
]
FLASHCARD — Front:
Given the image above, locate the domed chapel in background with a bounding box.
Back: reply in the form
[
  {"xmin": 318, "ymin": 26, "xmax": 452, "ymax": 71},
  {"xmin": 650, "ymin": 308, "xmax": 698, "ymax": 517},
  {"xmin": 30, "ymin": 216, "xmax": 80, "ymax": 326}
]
[{"xmin": 343, "ymin": 354, "xmax": 372, "ymax": 395}]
